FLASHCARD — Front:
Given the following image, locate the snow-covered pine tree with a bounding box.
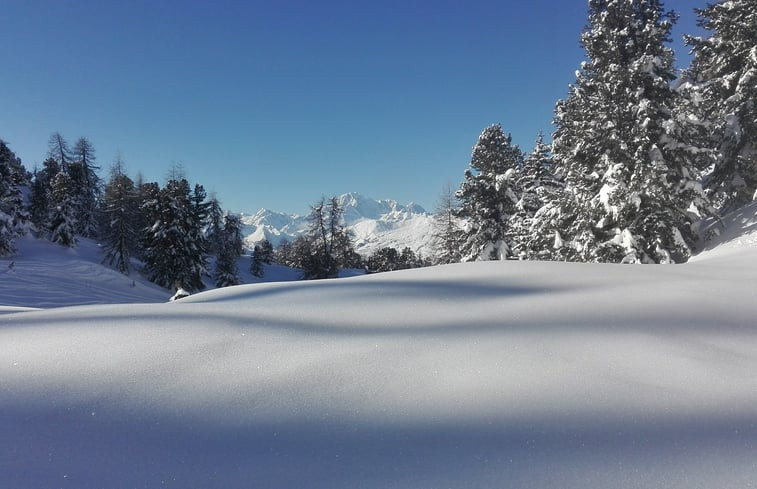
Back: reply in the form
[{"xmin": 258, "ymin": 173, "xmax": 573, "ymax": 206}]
[
  {"xmin": 214, "ymin": 214, "xmax": 242, "ymax": 287},
  {"xmin": 101, "ymin": 158, "xmax": 138, "ymax": 274},
  {"xmin": 0, "ymin": 140, "xmax": 30, "ymax": 256},
  {"xmin": 49, "ymin": 173, "xmax": 77, "ymax": 247},
  {"xmin": 456, "ymin": 124, "xmax": 523, "ymax": 261},
  {"xmin": 431, "ymin": 183, "xmax": 463, "ymax": 264},
  {"xmin": 135, "ymin": 180, "xmax": 160, "ymax": 259},
  {"xmin": 538, "ymin": 0, "xmax": 706, "ymax": 264},
  {"xmin": 511, "ymin": 132, "xmax": 562, "ymax": 259},
  {"xmin": 681, "ymin": 0, "xmax": 757, "ymax": 213}
]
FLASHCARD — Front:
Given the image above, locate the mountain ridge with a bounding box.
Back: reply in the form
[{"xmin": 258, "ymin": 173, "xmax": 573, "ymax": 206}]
[{"xmin": 238, "ymin": 192, "xmax": 435, "ymax": 257}]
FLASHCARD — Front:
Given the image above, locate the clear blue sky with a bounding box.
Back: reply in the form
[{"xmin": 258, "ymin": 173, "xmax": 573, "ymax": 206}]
[{"xmin": 1, "ymin": 0, "xmax": 704, "ymax": 215}]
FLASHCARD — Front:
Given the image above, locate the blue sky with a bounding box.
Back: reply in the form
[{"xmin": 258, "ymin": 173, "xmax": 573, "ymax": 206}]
[{"xmin": 2, "ymin": 0, "xmax": 704, "ymax": 215}]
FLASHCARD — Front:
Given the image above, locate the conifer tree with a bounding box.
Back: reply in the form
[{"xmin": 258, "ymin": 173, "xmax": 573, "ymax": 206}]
[
  {"xmin": 250, "ymin": 244, "xmax": 265, "ymax": 278},
  {"xmin": 456, "ymin": 124, "xmax": 523, "ymax": 261},
  {"xmin": 69, "ymin": 137, "xmax": 102, "ymax": 237},
  {"xmin": 251, "ymin": 238, "xmax": 273, "ymax": 278},
  {"xmin": 49, "ymin": 173, "xmax": 77, "ymax": 247},
  {"xmin": 257, "ymin": 239, "xmax": 274, "ymax": 264},
  {"xmin": 0, "ymin": 140, "xmax": 30, "ymax": 256},
  {"xmin": 214, "ymin": 214, "xmax": 242, "ymax": 287},
  {"xmin": 101, "ymin": 158, "xmax": 137, "ymax": 274},
  {"xmin": 206, "ymin": 194, "xmax": 224, "ymax": 255},
  {"xmin": 301, "ymin": 197, "xmax": 355, "ymax": 279},
  {"xmin": 47, "ymin": 133, "xmax": 72, "ymax": 172},
  {"xmin": 28, "ymin": 158, "xmax": 61, "ymax": 235},
  {"xmin": 535, "ymin": 0, "xmax": 706, "ymax": 263},
  {"xmin": 681, "ymin": 0, "xmax": 757, "ymax": 212},
  {"xmin": 142, "ymin": 178, "xmax": 208, "ymax": 291},
  {"xmin": 431, "ymin": 183, "xmax": 463, "ymax": 264},
  {"xmin": 512, "ymin": 133, "xmax": 563, "ymax": 259}
]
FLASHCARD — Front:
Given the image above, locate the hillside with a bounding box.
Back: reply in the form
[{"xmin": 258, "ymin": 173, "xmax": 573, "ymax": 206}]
[{"xmin": 1, "ymin": 204, "xmax": 756, "ymax": 488}]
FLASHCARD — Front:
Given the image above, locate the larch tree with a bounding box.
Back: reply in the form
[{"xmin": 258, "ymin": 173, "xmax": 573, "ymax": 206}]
[
  {"xmin": 101, "ymin": 157, "xmax": 138, "ymax": 274},
  {"xmin": 431, "ymin": 182, "xmax": 463, "ymax": 264},
  {"xmin": 69, "ymin": 137, "xmax": 102, "ymax": 237}
]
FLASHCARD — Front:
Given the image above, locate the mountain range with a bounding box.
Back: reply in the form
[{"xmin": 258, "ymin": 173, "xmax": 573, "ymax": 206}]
[{"xmin": 238, "ymin": 192, "xmax": 436, "ymax": 258}]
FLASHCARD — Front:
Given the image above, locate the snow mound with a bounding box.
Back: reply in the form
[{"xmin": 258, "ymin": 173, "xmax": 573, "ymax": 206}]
[{"xmin": 2, "ymin": 244, "xmax": 757, "ymax": 487}]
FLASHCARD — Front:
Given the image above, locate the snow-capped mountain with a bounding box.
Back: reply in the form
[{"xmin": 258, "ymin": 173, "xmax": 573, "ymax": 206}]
[{"xmin": 239, "ymin": 192, "xmax": 436, "ymax": 258}]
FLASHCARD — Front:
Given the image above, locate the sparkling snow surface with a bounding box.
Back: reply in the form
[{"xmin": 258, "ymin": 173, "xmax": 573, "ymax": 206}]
[{"xmin": 2, "ymin": 205, "xmax": 757, "ymax": 487}]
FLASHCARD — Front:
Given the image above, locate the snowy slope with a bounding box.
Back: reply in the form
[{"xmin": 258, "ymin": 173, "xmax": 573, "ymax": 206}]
[
  {"xmin": 2, "ymin": 206, "xmax": 757, "ymax": 488},
  {"xmin": 239, "ymin": 192, "xmax": 435, "ymax": 257},
  {"xmin": 0, "ymin": 236, "xmax": 170, "ymax": 309},
  {"xmin": 0, "ymin": 236, "xmax": 305, "ymax": 310}
]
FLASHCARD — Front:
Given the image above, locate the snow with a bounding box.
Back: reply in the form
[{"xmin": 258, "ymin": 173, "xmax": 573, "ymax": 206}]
[{"xmin": 1, "ymin": 206, "xmax": 757, "ymax": 487}]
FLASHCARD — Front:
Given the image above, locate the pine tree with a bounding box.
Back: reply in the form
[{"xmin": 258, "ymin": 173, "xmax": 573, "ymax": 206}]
[
  {"xmin": 536, "ymin": 0, "xmax": 706, "ymax": 263},
  {"xmin": 681, "ymin": 0, "xmax": 757, "ymax": 212},
  {"xmin": 49, "ymin": 173, "xmax": 77, "ymax": 247},
  {"xmin": 431, "ymin": 183, "xmax": 463, "ymax": 264},
  {"xmin": 136, "ymin": 180, "xmax": 160, "ymax": 259},
  {"xmin": 101, "ymin": 158, "xmax": 137, "ymax": 274},
  {"xmin": 456, "ymin": 124, "xmax": 523, "ymax": 261},
  {"xmin": 0, "ymin": 140, "xmax": 30, "ymax": 256}
]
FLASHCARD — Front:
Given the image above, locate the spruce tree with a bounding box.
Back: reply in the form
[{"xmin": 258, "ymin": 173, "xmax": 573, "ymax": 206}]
[
  {"xmin": 512, "ymin": 133, "xmax": 563, "ymax": 259},
  {"xmin": 681, "ymin": 0, "xmax": 757, "ymax": 212},
  {"xmin": 456, "ymin": 124, "xmax": 523, "ymax": 261},
  {"xmin": 536, "ymin": 0, "xmax": 706, "ymax": 263}
]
